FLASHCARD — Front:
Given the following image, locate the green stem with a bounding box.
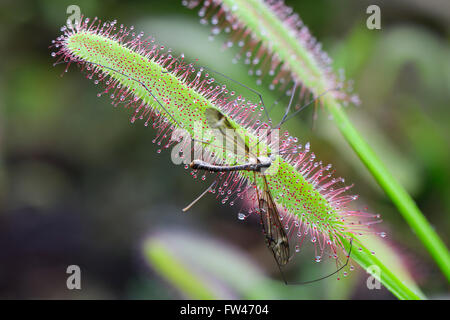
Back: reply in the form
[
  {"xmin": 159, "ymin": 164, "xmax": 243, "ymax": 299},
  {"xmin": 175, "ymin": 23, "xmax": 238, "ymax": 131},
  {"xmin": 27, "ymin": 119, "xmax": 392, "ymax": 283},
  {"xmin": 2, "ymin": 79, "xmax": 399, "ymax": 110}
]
[{"xmin": 327, "ymin": 97, "xmax": 450, "ymax": 282}]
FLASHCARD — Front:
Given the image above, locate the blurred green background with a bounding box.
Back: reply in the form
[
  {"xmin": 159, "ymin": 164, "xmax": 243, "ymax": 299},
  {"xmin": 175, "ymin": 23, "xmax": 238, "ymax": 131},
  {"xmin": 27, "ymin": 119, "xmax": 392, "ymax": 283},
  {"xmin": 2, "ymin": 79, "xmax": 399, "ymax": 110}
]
[{"xmin": 0, "ymin": 0, "xmax": 448, "ymax": 299}]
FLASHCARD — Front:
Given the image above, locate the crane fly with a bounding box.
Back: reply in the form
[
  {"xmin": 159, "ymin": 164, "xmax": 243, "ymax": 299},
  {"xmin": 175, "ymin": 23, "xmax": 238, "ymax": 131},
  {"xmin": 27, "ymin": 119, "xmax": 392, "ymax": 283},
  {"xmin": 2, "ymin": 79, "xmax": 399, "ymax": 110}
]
[
  {"xmin": 186, "ymin": 86, "xmax": 353, "ymax": 284},
  {"xmin": 190, "ymin": 108, "xmax": 290, "ymax": 267}
]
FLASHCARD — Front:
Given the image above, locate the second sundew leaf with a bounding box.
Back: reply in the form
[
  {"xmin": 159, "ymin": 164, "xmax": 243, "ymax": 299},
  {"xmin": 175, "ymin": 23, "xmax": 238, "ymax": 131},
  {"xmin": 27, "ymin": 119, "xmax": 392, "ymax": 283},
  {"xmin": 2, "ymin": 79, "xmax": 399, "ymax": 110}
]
[
  {"xmin": 222, "ymin": 0, "xmax": 325, "ymax": 90},
  {"xmin": 185, "ymin": 0, "xmax": 359, "ymax": 105},
  {"xmin": 50, "ymin": 18, "xmax": 423, "ymax": 299}
]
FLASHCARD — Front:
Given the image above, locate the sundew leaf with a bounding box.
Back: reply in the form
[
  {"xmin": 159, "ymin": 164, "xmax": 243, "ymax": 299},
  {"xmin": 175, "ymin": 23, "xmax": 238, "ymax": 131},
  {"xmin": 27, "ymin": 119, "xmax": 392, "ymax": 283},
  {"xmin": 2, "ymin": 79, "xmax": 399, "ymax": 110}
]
[{"xmin": 51, "ymin": 17, "xmax": 423, "ymax": 299}]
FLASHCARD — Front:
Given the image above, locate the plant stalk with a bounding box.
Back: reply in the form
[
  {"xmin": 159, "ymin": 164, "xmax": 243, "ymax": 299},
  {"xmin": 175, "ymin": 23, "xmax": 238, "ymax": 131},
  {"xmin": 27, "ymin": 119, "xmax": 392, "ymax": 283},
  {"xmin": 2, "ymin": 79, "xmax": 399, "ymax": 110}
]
[{"xmin": 327, "ymin": 97, "xmax": 450, "ymax": 282}]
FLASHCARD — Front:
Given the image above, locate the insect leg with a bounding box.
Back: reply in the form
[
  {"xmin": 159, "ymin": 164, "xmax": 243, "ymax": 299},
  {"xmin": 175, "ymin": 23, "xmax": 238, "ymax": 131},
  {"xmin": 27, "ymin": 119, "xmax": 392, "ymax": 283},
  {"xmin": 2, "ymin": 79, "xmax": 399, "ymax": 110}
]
[
  {"xmin": 195, "ymin": 66, "xmax": 272, "ymax": 124},
  {"xmin": 274, "ymin": 82, "xmax": 297, "ymax": 129},
  {"xmin": 182, "ymin": 180, "xmax": 217, "ymax": 212},
  {"xmin": 278, "ymin": 87, "xmax": 338, "ymax": 127},
  {"xmin": 285, "ymin": 238, "xmax": 354, "ymax": 285}
]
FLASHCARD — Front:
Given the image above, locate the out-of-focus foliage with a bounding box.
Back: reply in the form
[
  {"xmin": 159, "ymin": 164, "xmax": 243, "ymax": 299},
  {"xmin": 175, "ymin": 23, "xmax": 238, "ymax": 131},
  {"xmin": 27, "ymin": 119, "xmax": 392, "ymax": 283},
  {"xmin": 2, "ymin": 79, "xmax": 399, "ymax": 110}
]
[{"xmin": 0, "ymin": 0, "xmax": 448, "ymax": 299}]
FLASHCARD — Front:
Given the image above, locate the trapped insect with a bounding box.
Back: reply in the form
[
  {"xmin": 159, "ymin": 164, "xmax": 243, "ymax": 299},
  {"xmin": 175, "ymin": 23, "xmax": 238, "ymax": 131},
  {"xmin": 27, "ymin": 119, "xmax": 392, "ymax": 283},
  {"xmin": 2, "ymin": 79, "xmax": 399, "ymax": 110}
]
[
  {"xmin": 185, "ymin": 81, "xmax": 352, "ymax": 283},
  {"xmin": 190, "ymin": 107, "xmax": 289, "ymax": 266}
]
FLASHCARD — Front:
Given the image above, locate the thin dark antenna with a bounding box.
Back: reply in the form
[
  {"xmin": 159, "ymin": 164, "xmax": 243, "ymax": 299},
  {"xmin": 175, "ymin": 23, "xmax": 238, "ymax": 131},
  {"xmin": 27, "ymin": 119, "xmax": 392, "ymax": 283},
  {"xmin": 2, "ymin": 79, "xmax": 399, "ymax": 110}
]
[
  {"xmin": 279, "ymin": 88, "xmax": 338, "ymax": 127},
  {"xmin": 275, "ymin": 82, "xmax": 297, "ymax": 129},
  {"xmin": 266, "ymin": 87, "xmax": 293, "ymax": 116},
  {"xmin": 196, "ymin": 66, "xmax": 272, "ymax": 124},
  {"xmin": 252, "ymin": 81, "xmax": 298, "ymax": 151},
  {"xmin": 182, "ymin": 180, "xmax": 217, "ymax": 212}
]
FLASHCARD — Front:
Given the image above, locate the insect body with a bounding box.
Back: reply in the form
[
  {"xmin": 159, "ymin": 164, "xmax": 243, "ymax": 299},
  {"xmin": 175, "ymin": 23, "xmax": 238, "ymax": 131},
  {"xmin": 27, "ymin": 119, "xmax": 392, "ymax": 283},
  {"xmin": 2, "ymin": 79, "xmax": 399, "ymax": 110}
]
[
  {"xmin": 190, "ymin": 107, "xmax": 291, "ymax": 267},
  {"xmin": 190, "ymin": 158, "xmax": 271, "ymax": 173}
]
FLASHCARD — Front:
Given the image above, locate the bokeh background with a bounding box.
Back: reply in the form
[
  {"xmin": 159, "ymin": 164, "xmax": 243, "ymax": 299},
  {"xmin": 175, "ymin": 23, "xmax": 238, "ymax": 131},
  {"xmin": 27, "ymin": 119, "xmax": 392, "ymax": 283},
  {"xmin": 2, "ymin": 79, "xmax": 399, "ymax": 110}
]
[{"xmin": 0, "ymin": 0, "xmax": 449, "ymax": 299}]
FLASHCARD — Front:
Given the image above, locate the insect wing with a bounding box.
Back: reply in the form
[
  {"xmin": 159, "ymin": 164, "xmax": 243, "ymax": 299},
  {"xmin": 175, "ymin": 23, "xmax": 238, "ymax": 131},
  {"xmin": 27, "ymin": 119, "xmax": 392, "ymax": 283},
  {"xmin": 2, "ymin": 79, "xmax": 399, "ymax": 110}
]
[
  {"xmin": 258, "ymin": 176, "xmax": 290, "ymax": 266},
  {"xmin": 205, "ymin": 108, "xmax": 252, "ymax": 160}
]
